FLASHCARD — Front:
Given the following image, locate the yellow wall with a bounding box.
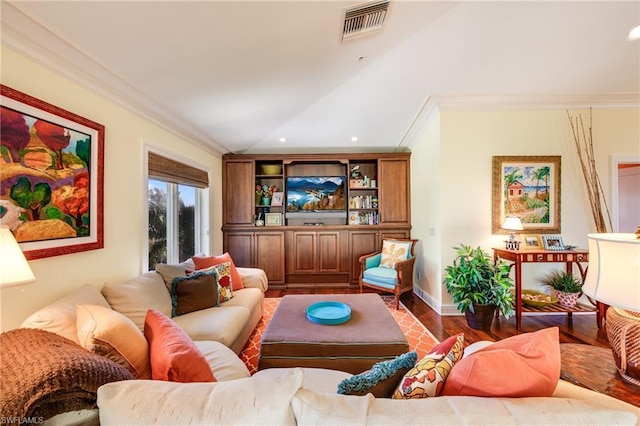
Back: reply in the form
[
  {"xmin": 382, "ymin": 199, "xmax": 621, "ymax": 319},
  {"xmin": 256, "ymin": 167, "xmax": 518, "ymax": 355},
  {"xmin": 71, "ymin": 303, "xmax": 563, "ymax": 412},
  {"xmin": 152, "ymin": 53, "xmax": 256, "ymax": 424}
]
[
  {"xmin": 0, "ymin": 46, "xmax": 223, "ymax": 330},
  {"xmin": 411, "ymin": 108, "xmax": 640, "ymax": 314}
]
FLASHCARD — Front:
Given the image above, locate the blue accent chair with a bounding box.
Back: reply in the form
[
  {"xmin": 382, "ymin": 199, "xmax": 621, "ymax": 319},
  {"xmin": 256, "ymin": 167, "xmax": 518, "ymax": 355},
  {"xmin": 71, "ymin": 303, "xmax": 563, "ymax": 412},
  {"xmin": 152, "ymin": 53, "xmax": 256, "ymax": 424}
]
[{"xmin": 359, "ymin": 238, "xmax": 418, "ymax": 309}]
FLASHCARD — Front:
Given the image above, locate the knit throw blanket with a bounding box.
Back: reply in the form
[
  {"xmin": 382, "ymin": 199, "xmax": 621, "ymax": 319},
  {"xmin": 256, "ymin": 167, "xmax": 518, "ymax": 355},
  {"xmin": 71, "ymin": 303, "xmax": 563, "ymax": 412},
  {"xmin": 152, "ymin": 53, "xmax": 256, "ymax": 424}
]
[{"xmin": 0, "ymin": 328, "xmax": 134, "ymax": 420}]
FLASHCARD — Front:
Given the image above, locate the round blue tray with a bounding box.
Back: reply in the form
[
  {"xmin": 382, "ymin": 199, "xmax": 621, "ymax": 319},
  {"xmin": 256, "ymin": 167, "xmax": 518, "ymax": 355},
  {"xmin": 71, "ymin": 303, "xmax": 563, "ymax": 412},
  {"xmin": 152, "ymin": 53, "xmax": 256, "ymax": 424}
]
[{"xmin": 305, "ymin": 301, "xmax": 351, "ymax": 325}]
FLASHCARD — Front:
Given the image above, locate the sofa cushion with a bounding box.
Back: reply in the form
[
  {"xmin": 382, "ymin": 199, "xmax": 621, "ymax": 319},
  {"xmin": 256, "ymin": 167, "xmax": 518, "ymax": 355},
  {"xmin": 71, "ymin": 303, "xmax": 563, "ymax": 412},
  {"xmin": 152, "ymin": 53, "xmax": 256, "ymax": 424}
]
[
  {"xmin": 442, "ymin": 327, "xmax": 560, "ymax": 397},
  {"xmin": 193, "ymin": 341, "xmax": 250, "ymax": 381},
  {"xmin": 393, "ymin": 333, "xmax": 464, "ymax": 398},
  {"xmin": 192, "ymin": 253, "xmax": 245, "ymax": 290},
  {"xmin": 76, "ymin": 304, "xmax": 151, "ymax": 379},
  {"xmin": 170, "ymin": 271, "xmax": 218, "ymax": 317},
  {"xmin": 155, "ymin": 263, "xmax": 187, "ymax": 291},
  {"xmin": 21, "ymin": 284, "xmax": 110, "ymax": 343},
  {"xmin": 172, "ymin": 305, "xmax": 250, "ymax": 348},
  {"xmin": 292, "ymin": 388, "xmax": 639, "ymax": 425},
  {"xmin": 144, "ymin": 309, "xmax": 215, "ymax": 383},
  {"xmin": 101, "ymin": 272, "xmax": 172, "ymax": 331},
  {"xmin": 97, "ymin": 368, "xmax": 304, "ymax": 425},
  {"xmin": 338, "ymin": 351, "xmax": 417, "ymax": 397},
  {"xmin": 253, "ymin": 367, "xmax": 352, "ymax": 394},
  {"xmin": 237, "ymin": 267, "xmax": 268, "ymax": 292},
  {"xmin": 380, "ymin": 239, "xmax": 412, "ymax": 269}
]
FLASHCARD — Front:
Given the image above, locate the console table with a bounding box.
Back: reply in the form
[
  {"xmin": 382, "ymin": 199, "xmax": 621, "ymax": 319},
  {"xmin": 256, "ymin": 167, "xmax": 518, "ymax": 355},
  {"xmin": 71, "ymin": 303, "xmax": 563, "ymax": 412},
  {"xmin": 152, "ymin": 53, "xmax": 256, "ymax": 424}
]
[
  {"xmin": 492, "ymin": 248, "xmax": 605, "ymax": 331},
  {"xmin": 560, "ymin": 343, "xmax": 640, "ymax": 407}
]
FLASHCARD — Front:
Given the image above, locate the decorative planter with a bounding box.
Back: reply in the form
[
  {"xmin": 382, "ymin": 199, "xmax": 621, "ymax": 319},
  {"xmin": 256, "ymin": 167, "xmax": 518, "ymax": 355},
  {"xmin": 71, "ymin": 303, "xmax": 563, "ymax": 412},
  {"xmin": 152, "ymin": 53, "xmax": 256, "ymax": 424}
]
[
  {"xmin": 555, "ymin": 290, "xmax": 580, "ymax": 307},
  {"xmin": 261, "ymin": 197, "xmax": 271, "ymax": 206},
  {"xmin": 465, "ymin": 303, "xmax": 496, "ymax": 330},
  {"xmin": 255, "ymin": 193, "xmax": 262, "ymax": 206}
]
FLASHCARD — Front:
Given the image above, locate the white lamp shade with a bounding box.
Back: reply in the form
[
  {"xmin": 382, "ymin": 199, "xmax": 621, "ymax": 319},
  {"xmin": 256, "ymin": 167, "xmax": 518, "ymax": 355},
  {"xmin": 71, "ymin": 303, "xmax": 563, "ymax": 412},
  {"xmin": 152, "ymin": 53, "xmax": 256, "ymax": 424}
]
[
  {"xmin": 502, "ymin": 217, "xmax": 524, "ymax": 231},
  {"xmin": 0, "ymin": 226, "xmax": 35, "ymax": 287},
  {"xmin": 583, "ymin": 233, "xmax": 640, "ymax": 312}
]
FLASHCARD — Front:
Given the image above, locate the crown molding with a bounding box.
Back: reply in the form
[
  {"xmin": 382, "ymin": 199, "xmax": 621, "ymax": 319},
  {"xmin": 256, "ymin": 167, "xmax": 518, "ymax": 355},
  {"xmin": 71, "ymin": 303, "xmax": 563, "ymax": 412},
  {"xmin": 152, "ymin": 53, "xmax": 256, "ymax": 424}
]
[
  {"xmin": 1, "ymin": 2, "xmax": 227, "ymax": 157},
  {"xmin": 398, "ymin": 96, "xmax": 440, "ymax": 150},
  {"xmin": 432, "ymin": 93, "xmax": 640, "ymax": 110}
]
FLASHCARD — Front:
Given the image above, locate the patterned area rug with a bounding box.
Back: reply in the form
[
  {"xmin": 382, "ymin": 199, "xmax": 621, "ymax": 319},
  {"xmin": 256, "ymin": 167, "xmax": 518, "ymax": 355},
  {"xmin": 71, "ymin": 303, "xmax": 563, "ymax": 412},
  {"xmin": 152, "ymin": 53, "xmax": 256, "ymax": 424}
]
[{"xmin": 239, "ymin": 295, "xmax": 439, "ymax": 375}]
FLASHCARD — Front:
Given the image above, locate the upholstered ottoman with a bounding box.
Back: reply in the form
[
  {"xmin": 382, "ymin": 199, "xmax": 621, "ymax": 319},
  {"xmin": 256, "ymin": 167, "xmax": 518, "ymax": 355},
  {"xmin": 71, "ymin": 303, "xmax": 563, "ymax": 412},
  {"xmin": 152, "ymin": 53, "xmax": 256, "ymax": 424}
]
[{"xmin": 258, "ymin": 294, "xmax": 409, "ymax": 374}]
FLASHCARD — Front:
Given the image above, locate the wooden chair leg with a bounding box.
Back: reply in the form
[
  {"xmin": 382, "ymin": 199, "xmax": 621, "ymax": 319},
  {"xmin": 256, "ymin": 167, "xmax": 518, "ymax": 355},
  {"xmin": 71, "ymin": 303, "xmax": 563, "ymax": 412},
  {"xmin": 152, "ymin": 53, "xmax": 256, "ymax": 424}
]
[{"xmin": 395, "ymin": 293, "xmax": 400, "ymax": 310}]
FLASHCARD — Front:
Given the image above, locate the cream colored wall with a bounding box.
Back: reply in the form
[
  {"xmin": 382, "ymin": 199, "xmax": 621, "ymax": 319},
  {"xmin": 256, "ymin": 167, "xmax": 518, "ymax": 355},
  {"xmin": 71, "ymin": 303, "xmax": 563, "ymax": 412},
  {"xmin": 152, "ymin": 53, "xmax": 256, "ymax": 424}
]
[
  {"xmin": 410, "ymin": 114, "xmax": 442, "ymax": 310},
  {"xmin": 411, "ymin": 108, "xmax": 640, "ymax": 314},
  {"xmin": 0, "ymin": 47, "xmax": 223, "ymax": 331}
]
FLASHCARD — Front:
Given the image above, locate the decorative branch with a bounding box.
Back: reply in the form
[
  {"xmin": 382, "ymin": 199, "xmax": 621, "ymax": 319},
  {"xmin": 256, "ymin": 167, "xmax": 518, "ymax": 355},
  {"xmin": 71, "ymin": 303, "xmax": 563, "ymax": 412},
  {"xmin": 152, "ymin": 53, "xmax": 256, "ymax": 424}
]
[{"xmin": 566, "ymin": 108, "xmax": 612, "ymax": 233}]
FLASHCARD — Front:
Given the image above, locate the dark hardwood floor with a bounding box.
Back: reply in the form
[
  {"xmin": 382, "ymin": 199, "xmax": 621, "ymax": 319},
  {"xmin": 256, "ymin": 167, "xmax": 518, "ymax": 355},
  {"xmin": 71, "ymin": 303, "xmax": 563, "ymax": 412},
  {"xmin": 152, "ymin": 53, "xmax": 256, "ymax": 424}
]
[{"xmin": 265, "ymin": 287, "xmax": 610, "ymax": 348}]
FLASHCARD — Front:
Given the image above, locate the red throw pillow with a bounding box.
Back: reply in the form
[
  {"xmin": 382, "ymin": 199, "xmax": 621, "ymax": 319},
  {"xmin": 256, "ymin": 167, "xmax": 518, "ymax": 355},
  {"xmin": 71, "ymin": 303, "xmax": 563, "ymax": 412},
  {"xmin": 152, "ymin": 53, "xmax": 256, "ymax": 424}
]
[
  {"xmin": 441, "ymin": 327, "xmax": 560, "ymax": 397},
  {"xmin": 192, "ymin": 253, "xmax": 245, "ymax": 290},
  {"xmin": 143, "ymin": 309, "xmax": 216, "ymax": 383}
]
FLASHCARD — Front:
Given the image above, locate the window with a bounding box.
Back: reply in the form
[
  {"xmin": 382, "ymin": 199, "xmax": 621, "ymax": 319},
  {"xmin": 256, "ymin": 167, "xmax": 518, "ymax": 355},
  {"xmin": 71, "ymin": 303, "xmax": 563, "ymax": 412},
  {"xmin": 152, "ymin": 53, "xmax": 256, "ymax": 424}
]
[{"xmin": 146, "ymin": 150, "xmax": 209, "ymax": 271}]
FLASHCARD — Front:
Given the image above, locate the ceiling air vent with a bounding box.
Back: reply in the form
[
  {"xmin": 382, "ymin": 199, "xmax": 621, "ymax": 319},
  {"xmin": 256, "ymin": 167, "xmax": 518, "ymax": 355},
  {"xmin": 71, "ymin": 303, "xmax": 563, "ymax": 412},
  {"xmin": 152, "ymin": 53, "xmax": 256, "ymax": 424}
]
[{"xmin": 342, "ymin": 0, "xmax": 390, "ymax": 42}]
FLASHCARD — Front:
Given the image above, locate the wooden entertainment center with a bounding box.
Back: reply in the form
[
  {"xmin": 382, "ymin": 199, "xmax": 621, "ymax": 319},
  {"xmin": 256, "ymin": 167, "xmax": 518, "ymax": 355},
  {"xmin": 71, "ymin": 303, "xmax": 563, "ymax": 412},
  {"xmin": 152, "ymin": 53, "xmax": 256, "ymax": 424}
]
[{"xmin": 222, "ymin": 152, "xmax": 412, "ymax": 288}]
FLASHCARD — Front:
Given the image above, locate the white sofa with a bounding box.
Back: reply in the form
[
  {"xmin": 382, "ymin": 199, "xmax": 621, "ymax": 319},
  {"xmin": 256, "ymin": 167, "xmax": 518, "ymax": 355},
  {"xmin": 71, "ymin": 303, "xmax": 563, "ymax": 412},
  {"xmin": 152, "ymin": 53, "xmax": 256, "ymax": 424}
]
[
  {"xmin": 22, "ymin": 262, "xmax": 268, "ymax": 355},
  {"xmin": 97, "ymin": 367, "xmax": 640, "ymax": 425}
]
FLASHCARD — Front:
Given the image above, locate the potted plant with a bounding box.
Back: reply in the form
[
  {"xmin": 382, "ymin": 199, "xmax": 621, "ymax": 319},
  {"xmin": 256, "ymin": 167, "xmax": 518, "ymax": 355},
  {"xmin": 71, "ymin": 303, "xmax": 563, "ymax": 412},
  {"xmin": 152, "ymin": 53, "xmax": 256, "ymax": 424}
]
[
  {"xmin": 443, "ymin": 244, "xmax": 514, "ymax": 330},
  {"xmin": 538, "ymin": 270, "xmax": 583, "ymax": 307}
]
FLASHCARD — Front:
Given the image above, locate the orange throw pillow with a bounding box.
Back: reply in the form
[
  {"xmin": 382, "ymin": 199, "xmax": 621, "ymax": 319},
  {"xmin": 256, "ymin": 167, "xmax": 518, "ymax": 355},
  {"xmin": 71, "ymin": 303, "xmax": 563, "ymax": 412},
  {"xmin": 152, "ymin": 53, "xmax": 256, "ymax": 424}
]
[
  {"xmin": 441, "ymin": 327, "xmax": 560, "ymax": 397},
  {"xmin": 143, "ymin": 309, "xmax": 216, "ymax": 383},
  {"xmin": 192, "ymin": 253, "xmax": 245, "ymax": 290}
]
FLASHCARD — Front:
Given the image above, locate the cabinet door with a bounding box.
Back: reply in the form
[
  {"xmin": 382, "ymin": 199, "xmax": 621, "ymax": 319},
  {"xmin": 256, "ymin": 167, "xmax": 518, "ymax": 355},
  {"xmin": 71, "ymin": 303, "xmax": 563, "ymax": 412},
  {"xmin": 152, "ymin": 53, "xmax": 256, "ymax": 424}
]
[
  {"xmin": 255, "ymin": 232, "xmax": 285, "ymax": 285},
  {"xmin": 287, "ymin": 231, "xmax": 317, "ymax": 273},
  {"xmin": 224, "ymin": 232, "xmax": 255, "ymax": 268},
  {"xmin": 317, "ymin": 231, "xmax": 342, "ymax": 272},
  {"xmin": 380, "ymin": 230, "xmax": 410, "ymax": 240},
  {"xmin": 349, "ymin": 230, "xmax": 379, "ymax": 284},
  {"xmin": 378, "ymin": 159, "xmax": 410, "ymax": 225},
  {"xmin": 223, "ymin": 160, "xmax": 255, "ymax": 226}
]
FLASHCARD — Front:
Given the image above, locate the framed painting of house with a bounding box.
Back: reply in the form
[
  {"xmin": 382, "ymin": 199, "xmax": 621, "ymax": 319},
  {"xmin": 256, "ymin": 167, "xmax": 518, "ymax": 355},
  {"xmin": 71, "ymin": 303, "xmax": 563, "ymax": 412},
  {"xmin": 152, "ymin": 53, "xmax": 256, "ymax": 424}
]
[
  {"xmin": 492, "ymin": 155, "xmax": 561, "ymax": 234},
  {"xmin": 0, "ymin": 85, "xmax": 104, "ymax": 260}
]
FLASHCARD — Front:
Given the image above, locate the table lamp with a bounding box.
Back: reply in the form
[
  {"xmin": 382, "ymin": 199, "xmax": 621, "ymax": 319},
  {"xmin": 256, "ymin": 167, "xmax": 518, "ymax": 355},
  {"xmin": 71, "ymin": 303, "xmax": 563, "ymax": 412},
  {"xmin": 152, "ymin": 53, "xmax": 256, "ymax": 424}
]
[
  {"xmin": 502, "ymin": 217, "xmax": 523, "ymax": 250},
  {"xmin": 0, "ymin": 225, "xmax": 36, "ymax": 287},
  {"xmin": 583, "ymin": 232, "xmax": 640, "ymax": 386}
]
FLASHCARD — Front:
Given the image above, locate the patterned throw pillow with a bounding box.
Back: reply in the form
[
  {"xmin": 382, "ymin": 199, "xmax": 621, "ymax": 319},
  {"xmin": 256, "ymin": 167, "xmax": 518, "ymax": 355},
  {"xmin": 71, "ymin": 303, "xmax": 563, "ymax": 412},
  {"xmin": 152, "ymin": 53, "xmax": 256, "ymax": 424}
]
[
  {"xmin": 392, "ymin": 333, "xmax": 464, "ymax": 398},
  {"xmin": 209, "ymin": 262, "xmax": 234, "ymax": 304},
  {"xmin": 337, "ymin": 351, "xmax": 418, "ymax": 398},
  {"xmin": 170, "ymin": 271, "xmax": 218, "ymax": 317},
  {"xmin": 192, "ymin": 253, "xmax": 245, "ymax": 290},
  {"xmin": 380, "ymin": 240, "xmax": 412, "ymax": 269}
]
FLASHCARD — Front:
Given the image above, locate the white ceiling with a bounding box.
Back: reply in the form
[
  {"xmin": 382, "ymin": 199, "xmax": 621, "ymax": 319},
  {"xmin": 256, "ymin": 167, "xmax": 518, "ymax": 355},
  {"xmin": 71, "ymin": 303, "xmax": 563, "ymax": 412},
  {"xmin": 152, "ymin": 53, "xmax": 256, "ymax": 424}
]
[{"xmin": 2, "ymin": 1, "xmax": 639, "ymax": 156}]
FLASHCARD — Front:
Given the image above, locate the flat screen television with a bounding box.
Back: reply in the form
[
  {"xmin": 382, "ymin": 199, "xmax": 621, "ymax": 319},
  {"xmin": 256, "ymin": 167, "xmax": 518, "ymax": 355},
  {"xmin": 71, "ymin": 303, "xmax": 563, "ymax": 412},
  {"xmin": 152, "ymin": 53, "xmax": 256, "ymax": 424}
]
[{"xmin": 286, "ymin": 176, "xmax": 347, "ymax": 215}]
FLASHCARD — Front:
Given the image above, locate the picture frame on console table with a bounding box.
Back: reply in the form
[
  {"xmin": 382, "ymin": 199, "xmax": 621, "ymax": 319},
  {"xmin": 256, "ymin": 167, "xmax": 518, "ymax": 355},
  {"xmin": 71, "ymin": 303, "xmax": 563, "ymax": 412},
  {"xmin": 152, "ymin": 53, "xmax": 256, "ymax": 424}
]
[
  {"xmin": 0, "ymin": 85, "xmax": 104, "ymax": 260},
  {"xmin": 542, "ymin": 235, "xmax": 565, "ymax": 251},
  {"xmin": 492, "ymin": 155, "xmax": 561, "ymax": 234},
  {"xmin": 521, "ymin": 234, "xmax": 543, "ymax": 250}
]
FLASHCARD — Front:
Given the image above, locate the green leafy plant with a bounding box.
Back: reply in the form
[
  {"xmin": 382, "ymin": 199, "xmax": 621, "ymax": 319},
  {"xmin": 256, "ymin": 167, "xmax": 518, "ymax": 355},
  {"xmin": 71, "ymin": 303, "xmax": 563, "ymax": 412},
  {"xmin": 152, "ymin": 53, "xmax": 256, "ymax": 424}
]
[
  {"xmin": 443, "ymin": 244, "xmax": 514, "ymax": 318},
  {"xmin": 538, "ymin": 270, "xmax": 583, "ymax": 294}
]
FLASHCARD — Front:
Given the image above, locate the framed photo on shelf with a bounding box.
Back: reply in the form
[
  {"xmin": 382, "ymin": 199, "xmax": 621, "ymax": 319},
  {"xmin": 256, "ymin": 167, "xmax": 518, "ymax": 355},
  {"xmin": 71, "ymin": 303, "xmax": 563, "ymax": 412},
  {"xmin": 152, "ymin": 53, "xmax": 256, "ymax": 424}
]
[
  {"xmin": 492, "ymin": 155, "xmax": 561, "ymax": 234},
  {"xmin": 542, "ymin": 235, "xmax": 565, "ymax": 251},
  {"xmin": 270, "ymin": 192, "xmax": 284, "ymax": 206},
  {"xmin": 520, "ymin": 234, "xmax": 543, "ymax": 250},
  {"xmin": 265, "ymin": 212, "xmax": 282, "ymax": 226}
]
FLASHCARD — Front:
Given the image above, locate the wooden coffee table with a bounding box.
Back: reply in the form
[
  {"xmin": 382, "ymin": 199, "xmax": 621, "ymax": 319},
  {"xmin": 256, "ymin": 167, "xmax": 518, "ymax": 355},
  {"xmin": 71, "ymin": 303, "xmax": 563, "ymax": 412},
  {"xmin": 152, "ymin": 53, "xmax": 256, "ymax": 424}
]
[
  {"xmin": 258, "ymin": 293, "xmax": 409, "ymax": 374},
  {"xmin": 560, "ymin": 343, "xmax": 640, "ymax": 407}
]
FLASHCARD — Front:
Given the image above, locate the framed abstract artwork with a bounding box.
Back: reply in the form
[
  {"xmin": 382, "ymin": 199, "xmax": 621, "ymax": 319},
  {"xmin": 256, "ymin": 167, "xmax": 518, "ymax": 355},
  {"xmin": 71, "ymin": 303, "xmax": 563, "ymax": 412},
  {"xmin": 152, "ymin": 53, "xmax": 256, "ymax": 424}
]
[
  {"xmin": 492, "ymin": 155, "xmax": 561, "ymax": 234},
  {"xmin": 0, "ymin": 85, "xmax": 104, "ymax": 259}
]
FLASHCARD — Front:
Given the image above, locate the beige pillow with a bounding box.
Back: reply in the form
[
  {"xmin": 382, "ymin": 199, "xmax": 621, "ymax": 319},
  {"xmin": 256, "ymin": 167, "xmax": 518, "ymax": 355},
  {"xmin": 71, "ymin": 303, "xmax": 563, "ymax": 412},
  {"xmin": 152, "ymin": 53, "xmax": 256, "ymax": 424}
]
[
  {"xmin": 379, "ymin": 239, "xmax": 412, "ymax": 269},
  {"xmin": 77, "ymin": 304, "xmax": 151, "ymax": 379},
  {"xmin": 21, "ymin": 284, "xmax": 110, "ymax": 343},
  {"xmin": 101, "ymin": 272, "xmax": 172, "ymax": 331},
  {"xmin": 155, "ymin": 263, "xmax": 188, "ymax": 291}
]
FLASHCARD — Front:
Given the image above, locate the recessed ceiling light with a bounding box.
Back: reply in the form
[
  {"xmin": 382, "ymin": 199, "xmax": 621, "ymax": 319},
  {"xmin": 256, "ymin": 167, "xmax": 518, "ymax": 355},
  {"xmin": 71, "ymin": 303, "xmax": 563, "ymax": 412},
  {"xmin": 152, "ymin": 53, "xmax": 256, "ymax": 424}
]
[
  {"xmin": 351, "ymin": 136, "xmax": 358, "ymax": 142},
  {"xmin": 629, "ymin": 24, "xmax": 640, "ymax": 40},
  {"xmin": 279, "ymin": 137, "xmax": 287, "ymax": 143}
]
